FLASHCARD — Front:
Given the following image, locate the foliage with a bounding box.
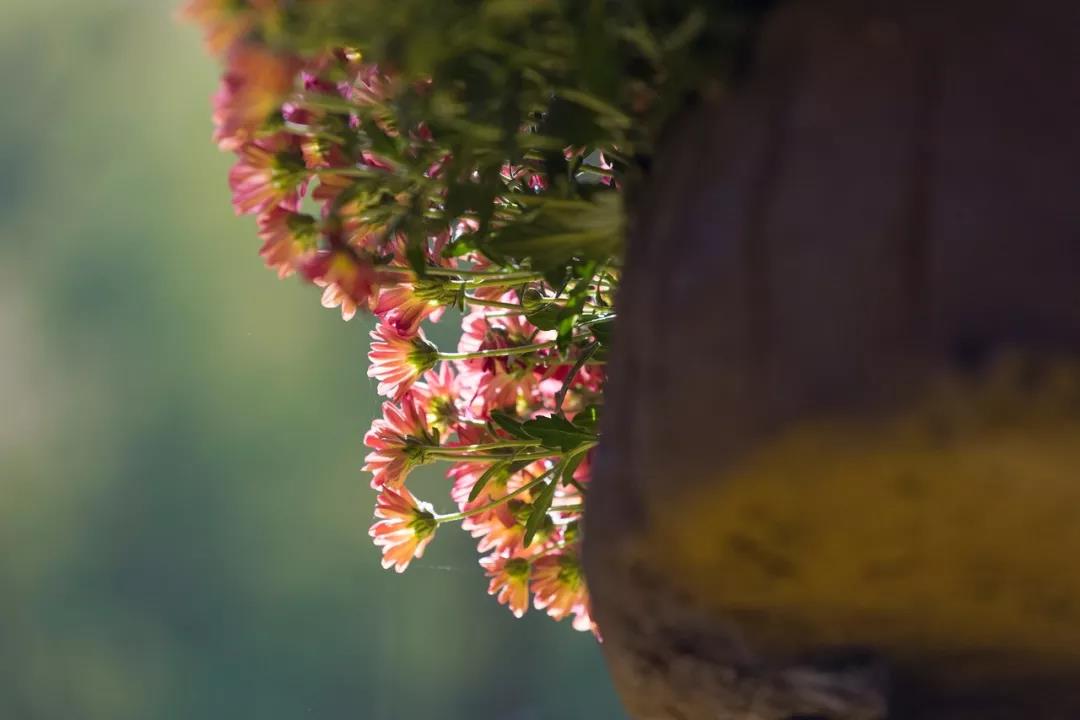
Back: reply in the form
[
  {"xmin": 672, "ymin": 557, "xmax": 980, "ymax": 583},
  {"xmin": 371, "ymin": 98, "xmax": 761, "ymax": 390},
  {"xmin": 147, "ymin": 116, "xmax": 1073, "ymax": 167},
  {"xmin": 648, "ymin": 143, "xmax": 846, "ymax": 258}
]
[{"xmin": 184, "ymin": 0, "xmax": 771, "ymax": 634}]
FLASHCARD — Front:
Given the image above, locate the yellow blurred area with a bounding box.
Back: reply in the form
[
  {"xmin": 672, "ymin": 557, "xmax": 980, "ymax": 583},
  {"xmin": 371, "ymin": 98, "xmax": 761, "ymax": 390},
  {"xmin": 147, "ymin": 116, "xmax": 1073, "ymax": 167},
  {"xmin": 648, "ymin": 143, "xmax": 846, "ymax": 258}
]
[{"xmin": 651, "ymin": 356, "xmax": 1080, "ymax": 683}]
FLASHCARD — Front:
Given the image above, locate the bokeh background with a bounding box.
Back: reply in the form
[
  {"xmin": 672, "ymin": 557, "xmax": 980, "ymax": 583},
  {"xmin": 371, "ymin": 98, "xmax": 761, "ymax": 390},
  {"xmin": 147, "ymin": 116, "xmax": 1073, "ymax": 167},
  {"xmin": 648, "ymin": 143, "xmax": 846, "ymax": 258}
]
[{"xmin": 0, "ymin": 1, "xmax": 624, "ymax": 717}]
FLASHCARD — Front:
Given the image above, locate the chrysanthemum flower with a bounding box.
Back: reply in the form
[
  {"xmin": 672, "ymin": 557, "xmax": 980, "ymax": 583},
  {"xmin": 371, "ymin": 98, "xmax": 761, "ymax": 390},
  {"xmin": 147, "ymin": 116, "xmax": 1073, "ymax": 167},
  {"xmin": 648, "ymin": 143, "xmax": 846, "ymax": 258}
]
[
  {"xmin": 302, "ymin": 249, "xmax": 382, "ymax": 320},
  {"xmin": 180, "ymin": 0, "xmax": 280, "ymax": 53},
  {"xmin": 212, "ymin": 43, "xmax": 300, "ymax": 150},
  {"xmin": 377, "ymin": 229, "xmax": 458, "ymax": 271},
  {"xmin": 481, "ymin": 555, "xmax": 531, "ymax": 618},
  {"xmin": 369, "ymin": 486, "xmax": 437, "ymax": 573},
  {"xmin": 460, "ymin": 463, "xmax": 554, "ymax": 556},
  {"xmin": 368, "ymin": 323, "xmax": 440, "ymax": 400},
  {"xmin": 455, "ymin": 305, "xmax": 553, "ymax": 414},
  {"xmin": 571, "ymin": 598, "xmax": 600, "ymax": 637},
  {"xmin": 180, "ymin": 0, "xmax": 253, "ymax": 52},
  {"xmin": 373, "ymin": 282, "xmax": 448, "ymax": 335},
  {"xmin": 465, "ymin": 508, "xmax": 527, "ymax": 556},
  {"xmin": 255, "ymin": 208, "xmax": 317, "ymax": 278},
  {"xmin": 447, "ymin": 460, "xmax": 490, "ymax": 507},
  {"xmin": 531, "ymin": 551, "xmax": 590, "ymax": 629},
  {"xmin": 362, "ymin": 395, "xmax": 434, "ymax": 489},
  {"xmin": 411, "ymin": 363, "xmax": 461, "ymax": 433},
  {"xmin": 342, "ymin": 63, "xmax": 391, "ymax": 106},
  {"xmin": 229, "ymin": 136, "xmax": 307, "ymax": 216},
  {"xmin": 301, "ymin": 132, "xmax": 358, "ymax": 177},
  {"xmin": 538, "ymin": 362, "xmax": 605, "ymax": 411}
]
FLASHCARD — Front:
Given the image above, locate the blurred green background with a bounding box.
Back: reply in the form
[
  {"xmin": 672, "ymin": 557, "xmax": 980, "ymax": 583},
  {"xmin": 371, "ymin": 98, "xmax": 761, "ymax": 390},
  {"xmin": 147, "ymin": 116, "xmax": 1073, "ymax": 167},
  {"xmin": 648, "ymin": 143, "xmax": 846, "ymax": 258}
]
[{"xmin": 0, "ymin": 1, "xmax": 624, "ymax": 717}]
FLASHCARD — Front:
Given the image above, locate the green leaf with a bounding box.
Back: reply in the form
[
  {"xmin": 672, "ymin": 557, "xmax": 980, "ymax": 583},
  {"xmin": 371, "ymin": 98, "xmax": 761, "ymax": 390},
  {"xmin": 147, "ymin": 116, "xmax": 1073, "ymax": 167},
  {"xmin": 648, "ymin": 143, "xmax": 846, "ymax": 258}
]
[
  {"xmin": 554, "ymin": 88, "xmax": 632, "ymax": 130},
  {"xmin": 482, "ymin": 192, "xmax": 622, "ymax": 271},
  {"xmin": 523, "ymin": 477, "xmax": 557, "ymax": 547},
  {"xmin": 573, "ymin": 404, "xmax": 601, "ymax": 433},
  {"xmin": 584, "ymin": 315, "xmax": 616, "ymax": 347},
  {"xmin": 468, "ymin": 460, "xmax": 504, "ymax": 503},
  {"xmin": 405, "ymin": 235, "xmax": 427, "ymax": 275},
  {"xmin": 469, "ymin": 455, "xmax": 533, "ymax": 503},
  {"xmin": 361, "ymin": 116, "xmax": 404, "ymax": 161},
  {"xmin": 555, "ymin": 343, "xmax": 597, "ymax": 411},
  {"xmin": 560, "ymin": 451, "xmax": 586, "ymax": 487},
  {"xmin": 542, "ymin": 265, "xmax": 570, "ymax": 290},
  {"xmin": 521, "ymin": 414, "xmax": 596, "ymax": 453},
  {"xmin": 521, "ymin": 288, "xmax": 566, "ymax": 330},
  {"xmin": 555, "ymin": 313, "xmax": 577, "ymax": 352},
  {"xmin": 489, "ymin": 410, "xmax": 533, "ymax": 440}
]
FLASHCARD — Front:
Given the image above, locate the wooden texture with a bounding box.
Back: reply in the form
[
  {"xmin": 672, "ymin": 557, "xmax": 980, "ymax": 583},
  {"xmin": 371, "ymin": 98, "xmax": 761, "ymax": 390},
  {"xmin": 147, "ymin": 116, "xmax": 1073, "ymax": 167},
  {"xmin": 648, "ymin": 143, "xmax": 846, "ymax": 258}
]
[{"xmin": 584, "ymin": 0, "xmax": 1080, "ymax": 717}]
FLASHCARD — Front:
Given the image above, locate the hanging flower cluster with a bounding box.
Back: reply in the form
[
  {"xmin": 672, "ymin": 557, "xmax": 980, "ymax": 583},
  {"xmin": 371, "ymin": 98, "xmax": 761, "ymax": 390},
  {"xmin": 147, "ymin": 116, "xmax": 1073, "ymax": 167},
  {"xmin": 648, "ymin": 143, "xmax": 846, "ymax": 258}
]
[
  {"xmin": 185, "ymin": 0, "xmax": 766, "ymax": 637},
  {"xmin": 182, "ymin": 0, "xmax": 641, "ymax": 637}
]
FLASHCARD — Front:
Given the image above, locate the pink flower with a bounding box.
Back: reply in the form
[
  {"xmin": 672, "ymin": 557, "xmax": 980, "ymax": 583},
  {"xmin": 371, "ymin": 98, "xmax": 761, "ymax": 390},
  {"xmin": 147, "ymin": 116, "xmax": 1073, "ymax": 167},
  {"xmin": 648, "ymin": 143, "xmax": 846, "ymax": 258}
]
[
  {"xmin": 464, "ymin": 505, "xmax": 528, "ymax": 556},
  {"xmin": 377, "ymin": 229, "xmax": 458, "ymax": 271},
  {"xmin": 363, "ymin": 395, "xmax": 434, "ymax": 489},
  {"xmin": 481, "ymin": 555, "xmax": 531, "ymax": 618},
  {"xmin": 302, "ymin": 250, "xmax": 382, "ymax": 321},
  {"xmin": 368, "ymin": 323, "xmax": 439, "ymax": 400},
  {"xmin": 455, "ymin": 304, "xmax": 553, "ymax": 414},
  {"xmin": 411, "ymin": 363, "xmax": 461, "ymax": 432},
  {"xmin": 537, "ymin": 361, "xmax": 605, "ymax": 410},
  {"xmin": 531, "ymin": 551, "xmax": 591, "ymax": 630},
  {"xmin": 255, "ymin": 208, "xmax": 316, "ymax": 278},
  {"xmin": 334, "ymin": 200, "xmax": 388, "ymax": 253},
  {"xmin": 341, "ymin": 63, "xmax": 392, "ymax": 107},
  {"xmin": 373, "ymin": 282, "xmax": 447, "ymax": 335},
  {"xmin": 448, "ymin": 459, "xmax": 492, "ymax": 507},
  {"xmin": 444, "ymin": 425, "xmax": 497, "ymax": 505},
  {"xmin": 319, "ymin": 281, "xmax": 360, "ymax": 320},
  {"xmin": 369, "ymin": 486, "xmax": 437, "ymax": 573},
  {"xmin": 212, "ymin": 44, "xmax": 300, "ymax": 150},
  {"xmin": 228, "ymin": 136, "xmax": 307, "ymax": 216},
  {"xmin": 180, "ymin": 0, "xmax": 262, "ymax": 52},
  {"xmin": 460, "ymin": 462, "xmax": 554, "ymax": 556},
  {"xmin": 571, "ymin": 597, "xmax": 600, "ymax": 638},
  {"xmin": 499, "ymin": 162, "xmax": 548, "ymax": 193}
]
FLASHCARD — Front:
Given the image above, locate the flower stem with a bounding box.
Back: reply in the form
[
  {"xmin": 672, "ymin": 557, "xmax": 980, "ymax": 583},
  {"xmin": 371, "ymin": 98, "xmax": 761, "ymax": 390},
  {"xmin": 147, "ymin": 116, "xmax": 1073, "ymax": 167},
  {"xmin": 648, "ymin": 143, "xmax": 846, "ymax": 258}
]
[
  {"xmin": 295, "ymin": 93, "xmax": 359, "ymax": 114},
  {"xmin": 438, "ymin": 341, "xmax": 557, "ymax": 361},
  {"xmin": 312, "ymin": 166, "xmax": 390, "ymax": 179},
  {"xmin": 283, "ymin": 123, "xmax": 346, "ymax": 144},
  {"xmin": 423, "ymin": 267, "xmax": 517, "ymax": 278},
  {"xmin": 433, "ymin": 440, "xmax": 538, "ymax": 454},
  {"xmin": 435, "ymin": 467, "xmax": 557, "ymax": 524},
  {"xmin": 425, "ymin": 450, "xmax": 551, "ymax": 463},
  {"xmin": 468, "ymin": 275, "xmax": 541, "ymax": 289},
  {"xmin": 463, "ymin": 296, "xmax": 523, "ymax": 311}
]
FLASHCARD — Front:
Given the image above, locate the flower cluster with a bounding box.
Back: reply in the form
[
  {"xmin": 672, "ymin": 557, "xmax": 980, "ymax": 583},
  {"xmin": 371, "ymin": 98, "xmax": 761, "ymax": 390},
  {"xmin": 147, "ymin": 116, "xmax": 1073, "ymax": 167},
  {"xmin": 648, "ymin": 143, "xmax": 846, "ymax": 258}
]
[
  {"xmin": 358, "ymin": 281, "xmax": 610, "ymax": 636},
  {"xmin": 184, "ymin": 0, "xmax": 646, "ymax": 638}
]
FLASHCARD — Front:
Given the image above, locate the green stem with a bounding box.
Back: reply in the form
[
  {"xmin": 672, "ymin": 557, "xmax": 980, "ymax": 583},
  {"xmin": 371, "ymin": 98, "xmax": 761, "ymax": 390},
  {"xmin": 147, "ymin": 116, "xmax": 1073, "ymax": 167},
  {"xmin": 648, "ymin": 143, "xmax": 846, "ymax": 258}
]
[
  {"xmin": 469, "ymin": 275, "xmax": 542, "ymax": 288},
  {"xmin": 283, "ymin": 123, "xmax": 346, "ymax": 144},
  {"xmin": 425, "ymin": 450, "xmax": 552, "ymax": 463},
  {"xmin": 435, "ymin": 467, "xmax": 556, "ymax": 524},
  {"xmin": 438, "ymin": 341, "xmax": 557, "ymax": 361},
  {"xmin": 424, "ymin": 267, "xmax": 543, "ymax": 282},
  {"xmin": 464, "ymin": 296, "xmax": 523, "ymax": 311},
  {"xmin": 423, "ymin": 267, "xmax": 513, "ymax": 278},
  {"xmin": 295, "ymin": 93, "xmax": 359, "ymax": 114},
  {"xmin": 312, "ymin": 166, "xmax": 389, "ymax": 178},
  {"xmin": 432, "ymin": 440, "xmax": 538, "ymax": 454}
]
